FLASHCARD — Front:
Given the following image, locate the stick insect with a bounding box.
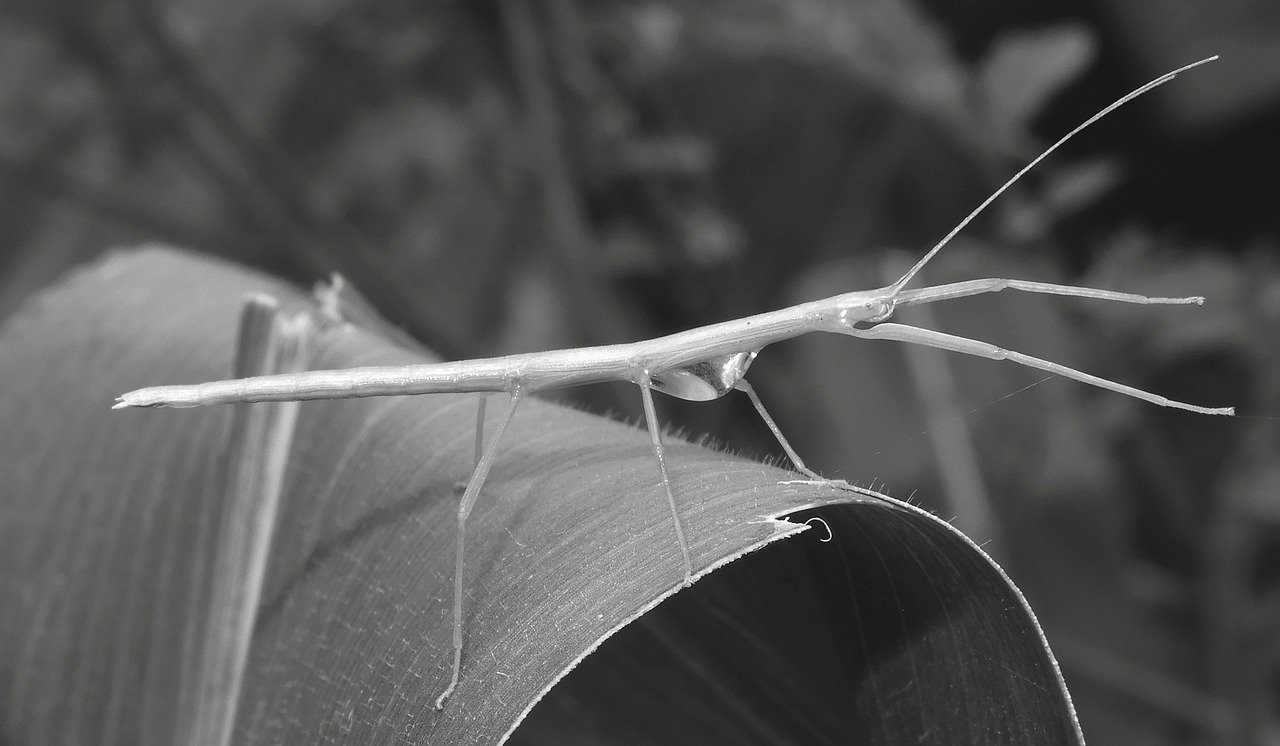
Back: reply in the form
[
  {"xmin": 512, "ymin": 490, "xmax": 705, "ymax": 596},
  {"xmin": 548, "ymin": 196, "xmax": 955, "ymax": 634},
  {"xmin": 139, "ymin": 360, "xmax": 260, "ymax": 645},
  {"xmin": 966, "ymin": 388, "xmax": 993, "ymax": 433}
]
[{"xmin": 116, "ymin": 57, "xmax": 1232, "ymax": 709}]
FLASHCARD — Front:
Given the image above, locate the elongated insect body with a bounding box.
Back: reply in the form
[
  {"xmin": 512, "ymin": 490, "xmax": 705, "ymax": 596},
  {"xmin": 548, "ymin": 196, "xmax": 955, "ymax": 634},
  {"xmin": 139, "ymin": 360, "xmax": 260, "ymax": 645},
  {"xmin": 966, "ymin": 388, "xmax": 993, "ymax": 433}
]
[
  {"xmin": 116, "ymin": 57, "xmax": 1231, "ymax": 709},
  {"xmin": 114, "ymin": 295, "xmax": 837, "ymax": 408},
  {"xmin": 116, "ymin": 277, "xmax": 1228, "ymax": 415}
]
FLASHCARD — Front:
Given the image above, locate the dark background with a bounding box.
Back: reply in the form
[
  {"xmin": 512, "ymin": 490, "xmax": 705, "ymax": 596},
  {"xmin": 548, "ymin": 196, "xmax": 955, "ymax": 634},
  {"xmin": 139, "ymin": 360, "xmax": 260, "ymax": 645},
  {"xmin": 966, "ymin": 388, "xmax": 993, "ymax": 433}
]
[{"xmin": 1, "ymin": 0, "xmax": 1277, "ymax": 742}]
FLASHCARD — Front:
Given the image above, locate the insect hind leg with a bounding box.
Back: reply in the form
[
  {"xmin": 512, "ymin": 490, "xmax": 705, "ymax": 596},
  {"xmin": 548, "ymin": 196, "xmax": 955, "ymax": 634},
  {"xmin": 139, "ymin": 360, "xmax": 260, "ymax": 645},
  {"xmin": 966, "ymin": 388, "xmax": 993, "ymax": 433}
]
[
  {"xmin": 435, "ymin": 387, "xmax": 525, "ymax": 710},
  {"xmin": 454, "ymin": 394, "xmax": 490, "ymax": 494}
]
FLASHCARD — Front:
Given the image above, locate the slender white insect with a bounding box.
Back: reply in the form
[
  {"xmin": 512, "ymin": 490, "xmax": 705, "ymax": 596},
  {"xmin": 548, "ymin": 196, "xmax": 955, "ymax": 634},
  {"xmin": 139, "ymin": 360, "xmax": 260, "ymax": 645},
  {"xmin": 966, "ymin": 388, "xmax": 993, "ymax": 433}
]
[{"xmin": 116, "ymin": 57, "xmax": 1231, "ymax": 709}]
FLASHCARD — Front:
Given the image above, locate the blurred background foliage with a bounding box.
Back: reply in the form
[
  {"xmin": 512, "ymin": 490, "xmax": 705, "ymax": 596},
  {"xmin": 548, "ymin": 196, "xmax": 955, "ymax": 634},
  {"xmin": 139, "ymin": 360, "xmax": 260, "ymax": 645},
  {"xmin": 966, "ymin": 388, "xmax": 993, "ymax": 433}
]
[{"xmin": 1, "ymin": 0, "xmax": 1278, "ymax": 742}]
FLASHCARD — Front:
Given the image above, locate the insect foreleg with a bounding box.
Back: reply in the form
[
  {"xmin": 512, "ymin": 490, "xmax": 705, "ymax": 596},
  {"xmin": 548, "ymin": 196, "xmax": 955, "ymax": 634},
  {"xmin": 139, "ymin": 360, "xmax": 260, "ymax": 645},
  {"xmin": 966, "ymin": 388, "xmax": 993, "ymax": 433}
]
[
  {"xmin": 847, "ymin": 322, "xmax": 1234, "ymax": 416},
  {"xmin": 435, "ymin": 385, "xmax": 525, "ymax": 710},
  {"xmin": 895, "ymin": 277, "xmax": 1208, "ymax": 308},
  {"xmin": 636, "ymin": 374, "xmax": 695, "ymax": 587}
]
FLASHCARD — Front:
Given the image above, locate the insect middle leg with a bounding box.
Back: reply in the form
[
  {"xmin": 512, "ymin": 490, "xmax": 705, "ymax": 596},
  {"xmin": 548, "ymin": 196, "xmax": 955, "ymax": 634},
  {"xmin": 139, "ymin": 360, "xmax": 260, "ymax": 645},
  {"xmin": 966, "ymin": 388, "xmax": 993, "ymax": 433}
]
[{"xmin": 636, "ymin": 373, "xmax": 695, "ymax": 587}]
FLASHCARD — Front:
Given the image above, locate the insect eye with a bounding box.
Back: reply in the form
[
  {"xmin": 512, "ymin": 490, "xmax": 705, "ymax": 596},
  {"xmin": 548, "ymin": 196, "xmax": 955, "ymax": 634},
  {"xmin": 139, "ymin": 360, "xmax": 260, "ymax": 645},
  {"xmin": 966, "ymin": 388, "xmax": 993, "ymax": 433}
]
[{"xmin": 867, "ymin": 300, "xmax": 894, "ymax": 322}]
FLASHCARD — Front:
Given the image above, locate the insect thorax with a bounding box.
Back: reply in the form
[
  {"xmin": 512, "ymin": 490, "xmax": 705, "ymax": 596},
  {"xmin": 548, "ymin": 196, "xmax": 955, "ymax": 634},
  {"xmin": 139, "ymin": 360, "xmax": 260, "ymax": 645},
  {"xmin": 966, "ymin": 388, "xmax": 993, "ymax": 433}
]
[{"xmin": 649, "ymin": 351, "xmax": 758, "ymax": 401}]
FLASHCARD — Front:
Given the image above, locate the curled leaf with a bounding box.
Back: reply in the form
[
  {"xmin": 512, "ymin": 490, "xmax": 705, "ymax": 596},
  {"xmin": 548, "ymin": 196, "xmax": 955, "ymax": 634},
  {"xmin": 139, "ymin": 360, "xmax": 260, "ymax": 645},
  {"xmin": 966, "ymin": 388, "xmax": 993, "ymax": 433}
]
[{"xmin": 0, "ymin": 247, "xmax": 1081, "ymax": 744}]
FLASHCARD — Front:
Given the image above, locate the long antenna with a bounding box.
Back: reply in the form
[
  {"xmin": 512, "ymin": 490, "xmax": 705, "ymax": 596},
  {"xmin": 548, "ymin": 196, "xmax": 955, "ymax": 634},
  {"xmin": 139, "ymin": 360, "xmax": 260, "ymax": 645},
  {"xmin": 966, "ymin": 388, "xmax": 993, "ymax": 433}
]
[{"xmin": 891, "ymin": 55, "xmax": 1218, "ymax": 293}]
